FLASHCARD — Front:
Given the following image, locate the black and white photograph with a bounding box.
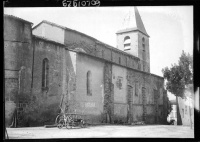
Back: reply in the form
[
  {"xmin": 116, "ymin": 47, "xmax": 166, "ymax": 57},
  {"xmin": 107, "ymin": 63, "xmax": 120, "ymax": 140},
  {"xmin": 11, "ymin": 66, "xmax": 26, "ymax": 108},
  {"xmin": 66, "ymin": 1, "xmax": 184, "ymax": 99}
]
[{"xmin": 4, "ymin": 2, "xmax": 197, "ymax": 139}]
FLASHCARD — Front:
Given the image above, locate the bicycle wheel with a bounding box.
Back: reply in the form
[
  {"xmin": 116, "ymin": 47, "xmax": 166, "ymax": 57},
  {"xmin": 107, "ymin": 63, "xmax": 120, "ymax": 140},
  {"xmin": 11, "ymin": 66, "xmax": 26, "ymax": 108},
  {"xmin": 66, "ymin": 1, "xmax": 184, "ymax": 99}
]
[
  {"xmin": 66, "ymin": 115, "xmax": 73, "ymax": 129},
  {"xmin": 80, "ymin": 120, "xmax": 85, "ymax": 128},
  {"xmin": 57, "ymin": 119, "xmax": 65, "ymax": 129},
  {"xmin": 55, "ymin": 114, "xmax": 63, "ymax": 125}
]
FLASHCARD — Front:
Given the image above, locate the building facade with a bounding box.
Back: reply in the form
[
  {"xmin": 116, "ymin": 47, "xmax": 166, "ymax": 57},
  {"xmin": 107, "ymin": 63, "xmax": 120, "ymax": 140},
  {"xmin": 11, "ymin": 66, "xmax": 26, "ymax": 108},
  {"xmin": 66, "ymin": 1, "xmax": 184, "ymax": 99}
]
[
  {"xmin": 168, "ymin": 100, "xmax": 177, "ymax": 123},
  {"xmin": 4, "ymin": 7, "xmax": 169, "ymax": 127},
  {"xmin": 168, "ymin": 85, "xmax": 194, "ymax": 126}
]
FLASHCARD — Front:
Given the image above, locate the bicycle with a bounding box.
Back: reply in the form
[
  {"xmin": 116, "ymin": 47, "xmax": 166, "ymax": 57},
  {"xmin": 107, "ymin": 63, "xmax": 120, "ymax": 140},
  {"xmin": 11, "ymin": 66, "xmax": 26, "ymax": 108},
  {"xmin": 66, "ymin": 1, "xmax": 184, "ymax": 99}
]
[
  {"xmin": 57, "ymin": 113, "xmax": 74, "ymax": 129},
  {"xmin": 56, "ymin": 107, "xmax": 73, "ymax": 129}
]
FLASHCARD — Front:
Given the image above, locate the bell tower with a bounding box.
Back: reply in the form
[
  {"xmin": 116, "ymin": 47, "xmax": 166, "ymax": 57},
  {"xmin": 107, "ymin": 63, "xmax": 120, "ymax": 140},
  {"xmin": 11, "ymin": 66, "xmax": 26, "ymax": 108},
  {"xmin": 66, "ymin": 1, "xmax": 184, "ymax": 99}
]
[{"xmin": 116, "ymin": 7, "xmax": 150, "ymax": 72}]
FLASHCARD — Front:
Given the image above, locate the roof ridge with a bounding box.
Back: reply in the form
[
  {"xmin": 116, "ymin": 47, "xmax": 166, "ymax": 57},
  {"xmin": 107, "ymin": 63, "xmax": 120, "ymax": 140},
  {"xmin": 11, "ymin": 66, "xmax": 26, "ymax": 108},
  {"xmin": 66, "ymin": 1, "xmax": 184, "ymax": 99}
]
[
  {"xmin": 32, "ymin": 19, "xmax": 141, "ymax": 59},
  {"xmin": 4, "ymin": 14, "xmax": 33, "ymax": 25}
]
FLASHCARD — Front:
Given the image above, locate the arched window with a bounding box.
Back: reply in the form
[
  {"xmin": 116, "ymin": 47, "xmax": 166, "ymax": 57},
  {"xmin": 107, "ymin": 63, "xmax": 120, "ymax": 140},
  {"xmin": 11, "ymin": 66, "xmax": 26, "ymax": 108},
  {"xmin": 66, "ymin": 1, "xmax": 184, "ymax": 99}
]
[
  {"xmin": 135, "ymin": 81, "xmax": 139, "ymax": 96},
  {"xmin": 42, "ymin": 58, "xmax": 49, "ymax": 89},
  {"xmin": 87, "ymin": 71, "xmax": 92, "ymax": 96},
  {"xmin": 142, "ymin": 44, "xmax": 146, "ymax": 71},
  {"xmin": 124, "ymin": 36, "xmax": 131, "ymax": 51},
  {"xmin": 142, "ymin": 44, "xmax": 145, "ymax": 60},
  {"xmin": 142, "ymin": 37, "xmax": 145, "ymax": 43}
]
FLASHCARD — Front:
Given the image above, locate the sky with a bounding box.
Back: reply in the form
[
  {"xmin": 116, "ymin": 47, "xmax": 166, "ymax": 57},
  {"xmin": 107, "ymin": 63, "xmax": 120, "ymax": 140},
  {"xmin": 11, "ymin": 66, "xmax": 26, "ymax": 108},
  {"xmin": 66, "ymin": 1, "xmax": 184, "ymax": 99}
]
[{"xmin": 4, "ymin": 6, "xmax": 193, "ymax": 100}]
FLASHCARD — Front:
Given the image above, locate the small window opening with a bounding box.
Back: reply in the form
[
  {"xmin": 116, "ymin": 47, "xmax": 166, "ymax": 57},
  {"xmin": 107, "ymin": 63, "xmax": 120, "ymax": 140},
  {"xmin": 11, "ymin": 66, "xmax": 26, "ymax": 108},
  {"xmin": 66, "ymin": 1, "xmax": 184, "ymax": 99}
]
[
  {"xmin": 87, "ymin": 71, "xmax": 92, "ymax": 96},
  {"xmin": 42, "ymin": 58, "xmax": 49, "ymax": 89},
  {"xmin": 142, "ymin": 37, "xmax": 145, "ymax": 43},
  {"xmin": 119, "ymin": 57, "xmax": 121, "ymax": 64},
  {"xmin": 124, "ymin": 36, "xmax": 131, "ymax": 51},
  {"xmin": 135, "ymin": 82, "xmax": 139, "ymax": 96},
  {"xmin": 116, "ymin": 77, "xmax": 123, "ymax": 90}
]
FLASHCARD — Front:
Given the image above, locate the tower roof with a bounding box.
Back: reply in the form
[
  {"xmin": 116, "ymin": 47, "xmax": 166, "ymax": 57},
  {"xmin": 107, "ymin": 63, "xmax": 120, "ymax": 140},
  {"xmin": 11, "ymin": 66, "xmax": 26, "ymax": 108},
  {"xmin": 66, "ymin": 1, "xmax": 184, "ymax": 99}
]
[{"xmin": 117, "ymin": 7, "xmax": 149, "ymax": 37}]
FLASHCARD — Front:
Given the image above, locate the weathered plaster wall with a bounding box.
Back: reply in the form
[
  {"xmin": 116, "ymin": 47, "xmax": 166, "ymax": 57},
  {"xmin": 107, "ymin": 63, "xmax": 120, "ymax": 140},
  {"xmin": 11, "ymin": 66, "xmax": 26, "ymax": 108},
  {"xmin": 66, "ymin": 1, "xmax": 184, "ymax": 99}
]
[
  {"xmin": 32, "ymin": 23, "xmax": 44, "ymax": 38},
  {"xmin": 65, "ymin": 29, "xmax": 96, "ymax": 53},
  {"xmin": 127, "ymin": 56, "xmax": 139, "ymax": 70},
  {"xmin": 32, "ymin": 37, "xmax": 63, "ymax": 95},
  {"xmin": 112, "ymin": 65, "xmax": 127, "ymax": 122},
  {"xmin": 102, "ymin": 46, "xmax": 112, "ymax": 61},
  {"xmin": 30, "ymin": 36, "xmax": 76, "ymax": 125},
  {"xmin": 178, "ymin": 87, "xmax": 194, "ymax": 126},
  {"xmin": 112, "ymin": 65, "xmax": 127, "ymax": 103},
  {"xmin": 112, "ymin": 51, "xmax": 122, "ymax": 65},
  {"xmin": 65, "ymin": 50, "xmax": 77, "ymax": 113},
  {"xmin": 116, "ymin": 31, "xmax": 139, "ymax": 57},
  {"xmin": 33, "ymin": 22, "xmax": 65, "ymax": 44},
  {"xmin": 4, "ymin": 15, "xmax": 33, "ymax": 124},
  {"xmin": 4, "ymin": 16, "xmax": 32, "ymax": 43},
  {"xmin": 116, "ymin": 31, "xmax": 150, "ymax": 73},
  {"xmin": 127, "ymin": 68, "xmax": 165, "ymax": 124},
  {"xmin": 132, "ymin": 105, "xmax": 143, "ymax": 122},
  {"xmin": 64, "ymin": 29, "xmax": 139, "ymax": 71},
  {"xmin": 75, "ymin": 53, "xmax": 104, "ymax": 123}
]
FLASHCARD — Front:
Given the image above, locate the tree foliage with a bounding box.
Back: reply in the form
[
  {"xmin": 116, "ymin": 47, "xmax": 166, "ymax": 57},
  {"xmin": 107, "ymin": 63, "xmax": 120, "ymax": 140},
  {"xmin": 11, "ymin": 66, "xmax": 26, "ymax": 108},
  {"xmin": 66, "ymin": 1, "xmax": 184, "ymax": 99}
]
[{"xmin": 162, "ymin": 51, "xmax": 193, "ymax": 98}]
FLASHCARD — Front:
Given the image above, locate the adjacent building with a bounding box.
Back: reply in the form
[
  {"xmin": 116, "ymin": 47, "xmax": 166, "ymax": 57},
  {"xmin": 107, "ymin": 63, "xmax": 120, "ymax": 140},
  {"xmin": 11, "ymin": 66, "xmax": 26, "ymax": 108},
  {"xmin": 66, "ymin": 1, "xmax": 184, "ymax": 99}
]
[{"xmin": 168, "ymin": 85, "xmax": 194, "ymax": 126}]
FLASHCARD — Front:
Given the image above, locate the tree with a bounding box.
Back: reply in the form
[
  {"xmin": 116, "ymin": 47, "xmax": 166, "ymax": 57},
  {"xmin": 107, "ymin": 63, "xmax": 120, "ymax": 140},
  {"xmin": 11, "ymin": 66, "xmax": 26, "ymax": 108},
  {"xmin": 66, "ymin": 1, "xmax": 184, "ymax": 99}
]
[{"xmin": 162, "ymin": 51, "xmax": 193, "ymax": 125}]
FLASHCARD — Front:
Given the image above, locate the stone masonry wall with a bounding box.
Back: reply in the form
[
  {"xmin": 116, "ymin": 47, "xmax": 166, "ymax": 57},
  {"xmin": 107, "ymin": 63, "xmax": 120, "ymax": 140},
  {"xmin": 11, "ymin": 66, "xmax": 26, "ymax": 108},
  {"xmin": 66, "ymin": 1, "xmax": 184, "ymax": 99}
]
[
  {"xmin": 127, "ymin": 69, "xmax": 165, "ymax": 124},
  {"xmin": 75, "ymin": 53, "xmax": 104, "ymax": 124},
  {"xmin": 103, "ymin": 62, "xmax": 114, "ymax": 123},
  {"xmin": 29, "ymin": 36, "xmax": 69, "ymax": 126},
  {"xmin": 4, "ymin": 15, "xmax": 33, "ymax": 126}
]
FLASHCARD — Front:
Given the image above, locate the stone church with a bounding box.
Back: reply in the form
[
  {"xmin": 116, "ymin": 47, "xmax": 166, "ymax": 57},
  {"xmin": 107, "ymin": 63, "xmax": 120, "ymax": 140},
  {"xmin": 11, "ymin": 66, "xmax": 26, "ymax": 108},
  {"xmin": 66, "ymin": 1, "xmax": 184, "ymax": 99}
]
[{"xmin": 4, "ymin": 7, "xmax": 169, "ymax": 126}]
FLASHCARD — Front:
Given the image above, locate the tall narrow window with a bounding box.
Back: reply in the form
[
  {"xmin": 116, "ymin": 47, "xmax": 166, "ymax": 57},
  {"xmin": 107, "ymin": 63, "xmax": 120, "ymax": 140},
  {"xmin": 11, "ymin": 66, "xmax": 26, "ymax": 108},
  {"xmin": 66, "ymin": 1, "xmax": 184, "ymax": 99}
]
[
  {"xmin": 142, "ymin": 44, "xmax": 146, "ymax": 71},
  {"xmin": 124, "ymin": 36, "xmax": 131, "ymax": 51},
  {"xmin": 119, "ymin": 56, "xmax": 121, "ymax": 64},
  {"xmin": 142, "ymin": 37, "xmax": 145, "ymax": 42},
  {"xmin": 135, "ymin": 82, "xmax": 139, "ymax": 96},
  {"xmin": 142, "ymin": 44, "xmax": 146, "ymax": 60},
  {"xmin": 142, "ymin": 37, "xmax": 146, "ymax": 61},
  {"xmin": 42, "ymin": 58, "xmax": 49, "ymax": 89},
  {"xmin": 87, "ymin": 71, "xmax": 92, "ymax": 96}
]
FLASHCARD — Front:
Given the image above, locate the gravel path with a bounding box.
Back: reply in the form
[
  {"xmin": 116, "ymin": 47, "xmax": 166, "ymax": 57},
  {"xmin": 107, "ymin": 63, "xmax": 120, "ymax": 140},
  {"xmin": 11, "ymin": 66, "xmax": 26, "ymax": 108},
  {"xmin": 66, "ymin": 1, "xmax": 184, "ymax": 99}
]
[{"xmin": 6, "ymin": 125, "xmax": 194, "ymax": 139}]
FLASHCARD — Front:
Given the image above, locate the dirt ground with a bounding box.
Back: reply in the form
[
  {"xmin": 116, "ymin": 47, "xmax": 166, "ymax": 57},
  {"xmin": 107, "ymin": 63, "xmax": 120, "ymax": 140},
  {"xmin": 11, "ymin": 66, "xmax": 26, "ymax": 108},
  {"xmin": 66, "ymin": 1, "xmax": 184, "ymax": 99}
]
[{"xmin": 6, "ymin": 125, "xmax": 194, "ymax": 139}]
